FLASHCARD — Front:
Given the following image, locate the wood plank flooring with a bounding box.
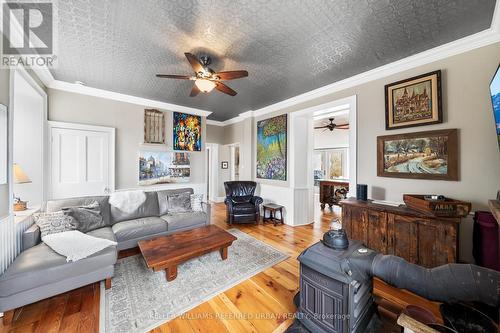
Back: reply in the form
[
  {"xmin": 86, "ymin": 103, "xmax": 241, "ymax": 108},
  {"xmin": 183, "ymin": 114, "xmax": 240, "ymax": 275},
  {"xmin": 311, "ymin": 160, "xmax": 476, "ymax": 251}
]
[{"xmin": 0, "ymin": 202, "xmax": 338, "ymax": 333}]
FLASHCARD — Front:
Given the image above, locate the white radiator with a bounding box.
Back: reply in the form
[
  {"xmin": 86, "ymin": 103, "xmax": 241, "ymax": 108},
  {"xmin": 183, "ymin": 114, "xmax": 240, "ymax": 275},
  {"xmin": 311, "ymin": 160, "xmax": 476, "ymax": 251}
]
[{"xmin": 0, "ymin": 215, "xmax": 33, "ymax": 275}]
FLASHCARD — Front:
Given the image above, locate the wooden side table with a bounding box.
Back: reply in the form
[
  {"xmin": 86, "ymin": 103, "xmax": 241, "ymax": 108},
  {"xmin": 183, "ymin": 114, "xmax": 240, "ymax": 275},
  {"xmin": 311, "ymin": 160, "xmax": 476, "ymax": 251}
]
[{"xmin": 262, "ymin": 203, "xmax": 284, "ymax": 226}]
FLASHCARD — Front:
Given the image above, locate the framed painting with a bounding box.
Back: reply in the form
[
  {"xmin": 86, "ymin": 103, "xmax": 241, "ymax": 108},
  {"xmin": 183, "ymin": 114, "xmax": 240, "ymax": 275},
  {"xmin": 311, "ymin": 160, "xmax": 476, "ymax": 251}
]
[
  {"xmin": 385, "ymin": 70, "xmax": 442, "ymax": 130},
  {"xmin": 139, "ymin": 150, "xmax": 190, "ymax": 185},
  {"xmin": 377, "ymin": 129, "xmax": 458, "ymax": 180},
  {"xmin": 256, "ymin": 114, "xmax": 287, "ymax": 181},
  {"xmin": 173, "ymin": 112, "xmax": 201, "ymax": 151}
]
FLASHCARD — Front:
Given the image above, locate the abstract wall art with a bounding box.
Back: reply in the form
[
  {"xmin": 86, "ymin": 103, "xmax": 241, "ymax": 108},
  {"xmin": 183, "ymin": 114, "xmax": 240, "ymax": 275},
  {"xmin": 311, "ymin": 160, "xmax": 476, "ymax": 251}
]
[
  {"xmin": 256, "ymin": 114, "xmax": 287, "ymax": 181},
  {"xmin": 173, "ymin": 112, "xmax": 201, "ymax": 151}
]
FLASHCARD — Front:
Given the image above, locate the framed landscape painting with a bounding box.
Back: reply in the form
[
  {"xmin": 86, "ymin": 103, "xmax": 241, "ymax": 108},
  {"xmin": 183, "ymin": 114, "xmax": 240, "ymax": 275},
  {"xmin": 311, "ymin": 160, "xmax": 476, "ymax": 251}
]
[
  {"xmin": 256, "ymin": 114, "xmax": 287, "ymax": 181},
  {"xmin": 173, "ymin": 112, "xmax": 201, "ymax": 151},
  {"xmin": 377, "ymin": 129, "xmax": 458, "ymax": 180},
  {"xmin": 385, "ymin": 70, "xmax": 442, "ymax": 130},
  {"xmin": 139, "ymin": 150, "xmax": 190, "ymax": 185}
]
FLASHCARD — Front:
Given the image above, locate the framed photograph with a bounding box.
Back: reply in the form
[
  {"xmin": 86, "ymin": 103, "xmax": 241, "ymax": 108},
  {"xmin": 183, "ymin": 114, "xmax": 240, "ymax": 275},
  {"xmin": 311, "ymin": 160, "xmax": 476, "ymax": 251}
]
[
  {"xmin": 173, "ymin": 112, "xmax": 201, "ymax": 151},
  {"xmin": 221, "ymin": 161, "xmax": 228, "ymax": 169},
  {"xmin": 256, "ymin": 114, "xmax": 287, "ymax": 181},
  {"xmin": 139, "ymin": 150, "xmax": 190, "ymax": 185},
  {"xmin": 385, "ymin": 70, "xmax": 442, "ymax": 130},
  {"xmin": 377, "ymin": 129, "xmax": 458, "ymax": 180}
]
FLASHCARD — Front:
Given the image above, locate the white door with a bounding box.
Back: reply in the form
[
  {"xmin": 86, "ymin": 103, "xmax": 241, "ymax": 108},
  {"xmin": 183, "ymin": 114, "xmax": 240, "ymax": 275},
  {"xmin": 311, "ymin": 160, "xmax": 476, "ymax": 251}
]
[{"xmin": 50, "ymin": 122, "xmax": 115, "ymax": 199}]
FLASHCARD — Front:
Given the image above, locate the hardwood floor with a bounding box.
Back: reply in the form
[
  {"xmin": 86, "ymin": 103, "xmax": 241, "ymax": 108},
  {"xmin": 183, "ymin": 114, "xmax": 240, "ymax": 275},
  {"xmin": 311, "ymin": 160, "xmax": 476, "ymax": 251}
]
[{"xmin": 0, "ymin": 202, "xmax": 338, "ymax": 333}]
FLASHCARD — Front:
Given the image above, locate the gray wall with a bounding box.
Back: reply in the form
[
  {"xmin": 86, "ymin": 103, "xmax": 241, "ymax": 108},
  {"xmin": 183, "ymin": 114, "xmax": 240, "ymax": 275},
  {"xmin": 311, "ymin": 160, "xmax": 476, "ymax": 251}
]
[
  {"xmin": 48, "ymin": 89, "xmax": 207, "ymax": 190},
  {"xmin": 206, "ymin": 124, "xmax": 225, "ymax": 144}
]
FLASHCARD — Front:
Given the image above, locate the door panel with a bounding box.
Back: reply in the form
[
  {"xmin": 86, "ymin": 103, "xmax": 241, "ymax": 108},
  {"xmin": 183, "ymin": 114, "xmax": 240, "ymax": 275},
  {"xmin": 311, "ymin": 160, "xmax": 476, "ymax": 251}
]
[
  {"xmin": 417, "ymin": 220, "xmax": 439, "ymax": 268},
  {"xmin": 388, "ymin": 214, "xmax": 418, "ymax": 264},
  {"xmin": 367, "ymin": 211, "xmax": 387, "ymax": 253},
  {"xmin": 350, "ymin": 208, "xmax": 368, "ymax": 245},
  {"xmin": 51, "ymin": 125, "xmax": 113, "ymax": 199}
]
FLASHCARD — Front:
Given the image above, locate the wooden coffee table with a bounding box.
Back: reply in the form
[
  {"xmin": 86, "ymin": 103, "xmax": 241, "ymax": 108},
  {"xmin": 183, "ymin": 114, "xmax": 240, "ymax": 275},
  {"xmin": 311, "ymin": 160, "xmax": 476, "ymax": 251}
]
[{"xmin": 138, "ymin": 225, "xmax": 237, "ymax": 282}]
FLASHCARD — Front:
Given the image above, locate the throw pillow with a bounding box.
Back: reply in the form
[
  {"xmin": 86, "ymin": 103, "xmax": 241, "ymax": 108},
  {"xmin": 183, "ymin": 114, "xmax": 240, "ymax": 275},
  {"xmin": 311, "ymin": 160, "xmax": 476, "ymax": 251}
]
[
  {"xmin": 42, "ymin": 230, "xmax": 117, "ymax": 262},
  {"xmin": 190, "ymin": 194, "xmax": 204, "ymax": 212},
  {"xmin": 34, "ymin": 211, "xmax": 77, "ymax": 239},
  {"xmin": 62, "ymin": 201, "xmax": 105, "ymax": 233},
  {"xmin": 166, "ymin": 192, "xmax": 192, "ymax": 213}
]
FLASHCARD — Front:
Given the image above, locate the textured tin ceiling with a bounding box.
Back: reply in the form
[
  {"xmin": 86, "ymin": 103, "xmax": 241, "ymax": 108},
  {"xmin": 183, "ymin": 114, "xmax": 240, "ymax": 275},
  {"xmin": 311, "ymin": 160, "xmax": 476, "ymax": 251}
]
[{"xmin": 51, "ymin": 0, "xmax": 496, "ymax": 121}]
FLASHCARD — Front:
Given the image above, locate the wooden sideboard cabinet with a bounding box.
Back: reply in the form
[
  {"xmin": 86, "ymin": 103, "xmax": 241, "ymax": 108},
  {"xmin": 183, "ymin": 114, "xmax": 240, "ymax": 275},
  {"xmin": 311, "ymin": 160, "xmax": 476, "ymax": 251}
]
[{"xmin": 340, "ymin": 198, "xmax": 460, "ymax": 268}]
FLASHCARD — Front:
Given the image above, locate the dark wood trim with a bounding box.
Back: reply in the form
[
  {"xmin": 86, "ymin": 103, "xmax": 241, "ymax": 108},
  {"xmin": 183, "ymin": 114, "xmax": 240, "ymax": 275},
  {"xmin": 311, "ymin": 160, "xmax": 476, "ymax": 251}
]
[
  {"xmin": 377, "ymin": 128, "xmax": 458, "ymax": 181},
  {"xmin": 104, "ymin": 278, "xmax": 112, "ymax": 290},
  {"xmin": 385, "ymin": 70, "xmax": 443, "ymax": 130}
]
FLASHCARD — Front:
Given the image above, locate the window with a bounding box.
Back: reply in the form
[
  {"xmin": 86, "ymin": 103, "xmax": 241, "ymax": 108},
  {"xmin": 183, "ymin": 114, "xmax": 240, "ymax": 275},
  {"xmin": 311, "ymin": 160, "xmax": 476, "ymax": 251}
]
[{"xmin": 313, "ymin": 148, "xmax": 349, "ymax": 186}]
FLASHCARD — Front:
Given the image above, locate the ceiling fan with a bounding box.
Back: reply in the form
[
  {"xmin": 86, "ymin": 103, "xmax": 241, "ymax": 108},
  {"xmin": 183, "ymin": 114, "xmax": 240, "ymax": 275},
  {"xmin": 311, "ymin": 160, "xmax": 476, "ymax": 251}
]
[
  {"xmin": 156, "ymin": 53, "xmax": 248, "ymax": 97},
  {"xmin": 314, "ymin": 118, "xmax": 349, "ymax": 132}
]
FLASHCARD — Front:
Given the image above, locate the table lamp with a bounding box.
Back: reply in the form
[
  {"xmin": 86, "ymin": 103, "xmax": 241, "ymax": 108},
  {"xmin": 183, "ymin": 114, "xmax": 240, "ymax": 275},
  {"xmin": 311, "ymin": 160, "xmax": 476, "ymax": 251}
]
[{"xmin": 13, "ymin": 163, "xmax": 31, "ymax": 211}]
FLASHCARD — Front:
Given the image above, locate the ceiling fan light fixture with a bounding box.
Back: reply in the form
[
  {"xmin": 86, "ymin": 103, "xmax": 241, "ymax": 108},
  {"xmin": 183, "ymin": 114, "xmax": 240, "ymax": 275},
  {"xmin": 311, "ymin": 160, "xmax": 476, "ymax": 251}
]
[{"xmin": 194, "ymin": 79, "xmax": 216, "ymax": 93}]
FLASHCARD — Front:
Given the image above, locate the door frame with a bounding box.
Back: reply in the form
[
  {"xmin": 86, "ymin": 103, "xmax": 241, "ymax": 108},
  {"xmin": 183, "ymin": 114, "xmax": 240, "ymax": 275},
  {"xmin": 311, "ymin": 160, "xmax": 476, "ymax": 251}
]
[
  {"xmin": 228, "ymin": 143, "xmax": 240, "ymax": 181},
  {"xmin": 8, "ymin": 67, "xmax": 48, "ymax": 213},
  {"xmin": 205, "ymin": 143, "xmax": 219, "ymax": 202},
  {"xmin": 47, "ymin": 121, "xmax": 115, "ymax": 199}
]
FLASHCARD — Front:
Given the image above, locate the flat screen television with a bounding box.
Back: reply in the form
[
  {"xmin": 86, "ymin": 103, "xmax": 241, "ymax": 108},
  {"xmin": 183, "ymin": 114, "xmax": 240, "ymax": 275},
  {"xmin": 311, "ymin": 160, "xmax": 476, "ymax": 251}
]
[{"xmin": 490, "ymin": 64, "xmax": 500, "ymax": 151}]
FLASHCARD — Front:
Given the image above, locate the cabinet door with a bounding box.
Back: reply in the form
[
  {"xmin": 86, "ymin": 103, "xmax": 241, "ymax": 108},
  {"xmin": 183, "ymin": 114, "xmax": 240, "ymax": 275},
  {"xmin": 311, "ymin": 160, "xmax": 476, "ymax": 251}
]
[
  {"xmin": 416, "ymin": 219, "xmax": 439, "ymax": 268},
  {"xmin": 367, "ymin": 211, "xmax": 388, "ymax": 253},
  {"xmin": 342, "ymin": 206, "xmax": 352, "ymax": 237},
  {"xmin": 436, "ymin": 221, "xmax": 458, "ymax": 265},
  {"xmin": 417, "ymin": 219, "xmax": 458, "ymax": 267},
  {"xmin": 350, "ymin": 208, "xmax": 368, "ymax": 245},
  {"xmin": 387, "ymin": 214, "xmax": 418, "ymax": 264}
]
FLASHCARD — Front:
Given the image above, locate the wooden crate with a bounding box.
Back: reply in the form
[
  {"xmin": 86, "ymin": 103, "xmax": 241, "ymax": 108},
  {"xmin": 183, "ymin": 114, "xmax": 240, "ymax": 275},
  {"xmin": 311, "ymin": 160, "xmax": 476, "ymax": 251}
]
[{"xmin": 403, "ymin": 194, "xmax": 471, "ymax": 218}]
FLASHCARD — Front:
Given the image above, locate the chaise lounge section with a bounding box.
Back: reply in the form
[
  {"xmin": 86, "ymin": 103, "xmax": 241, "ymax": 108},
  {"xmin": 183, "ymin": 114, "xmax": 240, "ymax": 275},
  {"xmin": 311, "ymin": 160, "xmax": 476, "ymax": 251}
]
[{"xmin": 0, "ymin": 188, "xmax": 210, "ymax": 323}]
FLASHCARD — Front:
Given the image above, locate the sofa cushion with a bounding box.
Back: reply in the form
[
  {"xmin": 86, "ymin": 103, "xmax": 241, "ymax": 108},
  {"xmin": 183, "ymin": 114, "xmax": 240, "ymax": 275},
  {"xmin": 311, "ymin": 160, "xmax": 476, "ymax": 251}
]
[
  {"xmin": 111, "ymin": 217, "xmax": 167, "ymax": 242},
  {"xmin": 232, "ymin": 202, "xmax": 256, "ymax": 214},
  {"xmin": 157, "ymin": 188, "xmax": 194, "ymax": 215},
  {"xmin": 0, "ymin": 227, "xmax": 116, "ymax": 297},
  {"xmin": 160, "ymin": 211, "xmax": 207, "ymax": 231},
  {"xmin": 34, "ymin": 211, "xmax": 77, "ymax": 238},
  {"xmin": 166, "ymin": 192, "xmax": 192, "ymax": 213},
  {"xmin": 109, "ymin": 191, "xmax": 159, "ymax": 223},
  {"xmin": 62, "ymin": 201, "xmax": 106, "ymax": 233},
  {"xmin": 46, "ymin": 196, "xmax": 112, "ymax": 226}
]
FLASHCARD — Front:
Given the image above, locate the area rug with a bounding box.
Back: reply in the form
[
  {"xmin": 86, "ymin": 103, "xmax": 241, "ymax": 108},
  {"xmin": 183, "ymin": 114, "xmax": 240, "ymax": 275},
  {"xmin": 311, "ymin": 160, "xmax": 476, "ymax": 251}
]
[{"xmin": 100, "ymin": 228, "xmax": 289, "ymax": 333}]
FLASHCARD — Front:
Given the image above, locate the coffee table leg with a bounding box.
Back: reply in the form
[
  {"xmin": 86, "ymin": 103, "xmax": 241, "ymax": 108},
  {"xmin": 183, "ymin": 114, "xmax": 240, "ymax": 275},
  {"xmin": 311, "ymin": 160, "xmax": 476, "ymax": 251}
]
[
  {"xmin": 165, "ymin": 265, "xmax": 177, "ymax": 281},
  {"xmin": 220, "ymin": 246, "xmax": 228, "ymax": 260}
]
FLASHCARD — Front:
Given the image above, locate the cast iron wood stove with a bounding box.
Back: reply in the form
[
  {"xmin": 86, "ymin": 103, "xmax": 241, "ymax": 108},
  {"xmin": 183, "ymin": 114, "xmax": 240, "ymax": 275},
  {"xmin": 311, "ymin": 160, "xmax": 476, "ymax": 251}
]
[{"xmin": 295, "ymin": 240, "xmax": 374, "ymax": 333}]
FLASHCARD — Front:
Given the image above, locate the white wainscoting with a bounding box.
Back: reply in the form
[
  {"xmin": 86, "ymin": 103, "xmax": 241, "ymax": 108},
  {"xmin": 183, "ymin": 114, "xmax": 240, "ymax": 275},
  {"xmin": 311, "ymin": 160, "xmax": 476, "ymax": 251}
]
[
  {"xmin": 0, "ymin": 214, "xmax": 33, "ymax": 275},
  {"xmin": 256, "ymin": 184, "xmax": 314, "ymax": 226}
]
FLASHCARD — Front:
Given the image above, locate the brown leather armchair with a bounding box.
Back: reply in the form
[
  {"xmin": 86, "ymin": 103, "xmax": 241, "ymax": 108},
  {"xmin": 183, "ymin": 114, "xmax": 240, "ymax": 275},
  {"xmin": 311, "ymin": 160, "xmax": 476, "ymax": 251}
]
[{"xmin": 224, "ymin": 181, "xmax": 263, "ymax": 224}]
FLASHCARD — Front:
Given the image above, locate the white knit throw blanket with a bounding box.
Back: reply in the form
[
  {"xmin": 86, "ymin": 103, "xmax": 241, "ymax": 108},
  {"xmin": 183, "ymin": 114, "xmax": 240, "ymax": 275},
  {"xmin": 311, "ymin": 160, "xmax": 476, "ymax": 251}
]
[
  {"xmin": 109, "ymin": 190, "xmax": 147, "ymax": 213},
  {"xmin": 43, "ymin": 230, "xmax": 117, "ymax": 262}
]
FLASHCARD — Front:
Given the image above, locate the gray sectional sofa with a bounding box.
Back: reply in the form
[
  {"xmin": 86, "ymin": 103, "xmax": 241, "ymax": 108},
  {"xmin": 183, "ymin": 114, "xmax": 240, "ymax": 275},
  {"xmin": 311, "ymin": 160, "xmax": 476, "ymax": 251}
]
[{"xmin": 0, "ymin": 188, "xmax": 210, "ymax": 316}]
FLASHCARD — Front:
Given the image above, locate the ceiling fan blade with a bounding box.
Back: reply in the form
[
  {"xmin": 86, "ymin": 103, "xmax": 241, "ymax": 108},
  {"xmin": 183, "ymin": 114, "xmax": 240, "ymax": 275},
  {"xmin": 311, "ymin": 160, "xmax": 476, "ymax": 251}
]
[
  {"xmin": 185, "ymin": 53, "xmax": 204, "ymax": 74},
  {"xmin": 215, "ymin": 70, "xmax": 249, "ymax": 80},
  {"xmin": 215, "ymin": 82, "xmax": 237, "ymax": 96},
  {"xmin": 336, "ymin": 127, "xmax": 350, "ymax": 130},
  {"xmin": 156, "ymin": 74, "xmax": 193, "ymax": 79},
  {"xmin": 314, "ymin": 126, "xmax": 327, "ymax": 129},
  {"xmin": 189, "ymin": 84, "xmax": 200, "ymax": 97}
]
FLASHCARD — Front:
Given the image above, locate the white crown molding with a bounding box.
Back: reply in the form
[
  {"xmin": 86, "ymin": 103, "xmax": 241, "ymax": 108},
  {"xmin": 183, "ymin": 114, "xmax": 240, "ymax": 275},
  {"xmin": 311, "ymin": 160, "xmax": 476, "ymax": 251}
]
[
  {"xmin": 48, "ymin": 80, "xmax": 212, "ymax": 117},
  {"xmin": 206, "ymin": 119, "xmax": 225, "ymax": 126}
]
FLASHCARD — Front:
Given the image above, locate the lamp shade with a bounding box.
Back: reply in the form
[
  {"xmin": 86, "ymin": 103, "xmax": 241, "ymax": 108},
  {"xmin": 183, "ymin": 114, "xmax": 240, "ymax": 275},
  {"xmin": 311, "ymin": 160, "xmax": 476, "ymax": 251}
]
[{"xmin": 13, "ymin": 163, "xmax": 31, "ymax": 184}]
